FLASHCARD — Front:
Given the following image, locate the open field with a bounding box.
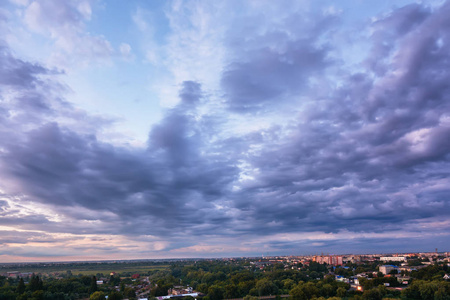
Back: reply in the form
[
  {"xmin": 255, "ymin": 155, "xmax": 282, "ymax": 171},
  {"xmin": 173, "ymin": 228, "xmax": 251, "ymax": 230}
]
[
  {"xmin": 67, "ymin": 265, "xmax": 169, "ymax": 276},
  {"xmin": 64, "ymin": 264, "xmax": 169, "ymax": 276},
  {"xmin": 0, "ymin": 262, "xmax": 170, "ymax": 276}
]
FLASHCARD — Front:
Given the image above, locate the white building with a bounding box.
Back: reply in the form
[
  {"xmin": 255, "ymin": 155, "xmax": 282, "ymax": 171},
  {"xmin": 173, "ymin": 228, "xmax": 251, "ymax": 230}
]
[{"xmin": 380, "ymin": 256, "xmax": 406, "ymax": 262}]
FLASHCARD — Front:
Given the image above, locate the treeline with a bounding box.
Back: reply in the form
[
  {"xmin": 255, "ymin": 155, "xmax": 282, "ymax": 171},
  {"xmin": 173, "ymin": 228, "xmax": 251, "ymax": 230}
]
[
  {"xmin": 1, "ymin": 260, "xmax": 449, "ymax": 300},
  {"xmin": 163, "ymin": 260, "xmax": 450, "ymax": 300},
  {"xmin": 0, "ymin": 274, "xmax": 125, "ymax": 300},
  {"xmin": 1, "ymin": 274, "xmax": 90, "ymax": 300},
  {"xmin": 163, "ymin": 260, "xmax": 345, "ymax": 300}
]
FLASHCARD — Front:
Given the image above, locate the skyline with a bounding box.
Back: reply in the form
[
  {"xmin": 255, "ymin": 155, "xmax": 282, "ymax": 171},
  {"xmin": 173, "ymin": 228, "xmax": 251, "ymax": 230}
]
[{"xmin": 1, "ymin": 0, "xmax": 450, "ymax": 262}]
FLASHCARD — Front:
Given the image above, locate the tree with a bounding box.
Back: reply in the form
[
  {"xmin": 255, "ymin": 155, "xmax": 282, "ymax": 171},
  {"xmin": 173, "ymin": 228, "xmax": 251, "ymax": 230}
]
[
  {"xmin": 207, "ymin": 285, "xmax": 224, "ymax": 300},
  {"xmin": 29, "ymin": 274, "xmax": 41, "ymax": 292},
  {"xmin": 302, "ymin": 282, "xmax": 319, "ymax": 300},
  {"xmin": 110, "ymin": 275, "xmax": 121, "ymax": 286},
  {"xmin": 38, "ymin": 277, "xmax": 43, "ymax": 291},
  {"xmin": 90, "ymin": 291, "xmax": 106, "ymax": 300},
  {"xmin": 361, "ymin": 289, "xmax": 382, "ymax": 300},
  {"xmin": 434, "ymin": 285, "xmax": 450, "ymax": 300},
  {"xmin": 321, "ymin": 283, "xmax": 334, "ymax": 298},
  {"xmin": 388, "ymin": 269, "xmax": 398, "ymax": 275},
  {"xmin": 419, "ymin": 281, "xmax": 438, "ymax": 300},
  {"xmin": 32, "ymin": 290, "xmax": 44, "ymax": 300},
  {"xmin": 16, "ymin": 293, "xmax": 29, "ymax": 300},
  {"xmin": 16, "ymin": 278, "xmax": 25, "ymax": 294},
  {"xmin": 336, "ymin": 287, "xmax": 346, "ymax": 298},
  {"xmin": 124, "ymin": 287, "xmax": 136, "ymax": 300},
  {"xmin": 283, "ymin": 279, "xmax": 295, "ymax": 290},
  {"xmin": 256, "ymin": 278, "xmax": 278, "ymax": 296},
  {"xmin": 108, "ymin": 291, "xmax": 123, "ymax": 300},
  {"xmin": 323, "ymin": 275, "xmax": 335, "ymax": 284},
  {"xmin": 290, "ymin": 286, "xmax": 307, "ymax": 300},
  {"xmin": 224, "ymin": 284, "xmax": 239, "ymax": 299},
  {"xmin": 89, "ymin": 276, "xmax": 98, "ymax": 294},
  {"xmin": 238, "ymin": 281, "xmax": 254, "ymax": 296},
  {"xmin": 196, "ymin": 283, "xmax": 208, "ymax": 293}
]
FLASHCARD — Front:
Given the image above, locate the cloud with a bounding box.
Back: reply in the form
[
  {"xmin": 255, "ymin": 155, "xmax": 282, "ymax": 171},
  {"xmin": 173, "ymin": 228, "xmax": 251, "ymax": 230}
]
[
  {"xmin": 21, "ymin": 0, "xmax": 113, "ymax": 67},
  {"xmin": 221, "ymin": 18, "xmax": 334, "ymax": 111},
  {"xmin": 0, "ymin": 45, "xmax": 48, "ymax": 88},
  {"xmin": 1, "ymin": 1, "xmax": 450, "ymax": 260}
]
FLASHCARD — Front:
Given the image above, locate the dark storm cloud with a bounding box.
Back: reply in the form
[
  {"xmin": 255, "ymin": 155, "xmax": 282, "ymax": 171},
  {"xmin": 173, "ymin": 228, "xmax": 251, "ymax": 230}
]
[
  {"xmin": 0, "ymin": 60, "xmax": 238, "ymax": 237},
  {"xmin": 221, "ymin": 12, "xmax": 335, "ymax": 111},
  {"xmin": 226, "ymin": 1, "xmax": 450, "ymax": 237},
  {"xmin": 2, "ymin": 118, "xmax": 233, "ymax": 236},
  {"xmin": 1, "ymin": 1, "xmax": 450, "ymax": 255}
]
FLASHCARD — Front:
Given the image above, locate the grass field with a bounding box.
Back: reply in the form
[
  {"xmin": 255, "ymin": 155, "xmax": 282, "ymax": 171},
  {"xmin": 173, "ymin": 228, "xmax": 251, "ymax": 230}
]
[
  {"xmin": 68, "ymin": 265, "xmax": 169, "ymax": 276},
  {"xmin": 0, "ymin": 263, "xmax": 170, "ymax": 276}
]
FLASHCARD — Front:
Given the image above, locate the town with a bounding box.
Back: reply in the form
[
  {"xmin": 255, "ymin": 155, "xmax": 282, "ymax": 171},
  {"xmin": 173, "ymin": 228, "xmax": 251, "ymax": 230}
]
[{"xmin": 1, "ymin": 251, "xmax": 449, "ymax": 300}]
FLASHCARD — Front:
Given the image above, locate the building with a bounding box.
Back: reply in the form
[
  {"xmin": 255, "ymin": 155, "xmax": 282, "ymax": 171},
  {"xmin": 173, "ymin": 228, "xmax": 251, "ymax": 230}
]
[
  {"xmin": 156, "ymin": 293, "xmax": 201, "ymax": 300},
  {"xmin": 379, "ymin": 265, "xmax": 398, "ymax": 275},
  {"xmin": 380, "ymin": 257, "xmax": 406, "ymax": 262},
  {"xmin": 313, "ymin": 255, "xmax": 343, "ymax": 266}
]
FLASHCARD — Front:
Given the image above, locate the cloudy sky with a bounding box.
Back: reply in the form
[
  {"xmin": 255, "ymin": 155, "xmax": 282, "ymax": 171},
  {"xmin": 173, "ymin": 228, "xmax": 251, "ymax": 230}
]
[{"xmin": 1, "ymin": 0, "xmax": 449, "ymax": 262}]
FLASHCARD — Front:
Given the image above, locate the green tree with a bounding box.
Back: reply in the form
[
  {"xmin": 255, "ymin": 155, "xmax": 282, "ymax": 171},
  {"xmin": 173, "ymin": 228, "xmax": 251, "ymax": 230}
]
[
  {"xmin": 207, "ymin": 285, "xmax": 224, "ymax": 300},
  {"xmin": 110, "ymin": 275, "xmax": 121, "ymax": 286},
  {"xmin": 29, "ymin": 274, "xmax": 41, "ymax": 292},
  {"xmin": 108, "ymin": 290, "xmax": 123, "ymax": 300},
  {"xmin": 256, "ymin": 278, "xmax": 278, "ymax": 296},
  {"xmin": 31, "ymin": 290, "xmax": 44, "ymax": 300},
  {"xmin": 89, "ymin": 276, "xmax": 98, "ymax": 294},
  {"xmin": 302, "ymin": 282, "xmax": 319, "ymax": 299},
  {"xmin": 16, "ymin": 293, "xmax": 29, "ymax": 300},
  {"xmin": 434, "ymin": 285, "xmax": 450, "ymax": 300},
  {"xmin": 402, "ymin": 281, "xmax": 421, "ymax": 299},
  {"xmin": 290, "ymin": 286, "xmax": 307, "ymax": 300},
  {"xmin": 321, "ymin": 283, "xmax": 334, "ymax": 298},
  {"xmin": 16, "ymin": 278, "xmax": 25, "ymax": 294},
  {"xmin": 419, "ymin": 281, "xmax": 438, "ymax": 300},
  {"xmin": 196, "ymin": 283, "xmax": 208, "ymax": 294},
  {"xmin": 336, "ymin": 287, "xmax": 346, "ymax": 298},
  {"xmin": 362, "ymin": 288, "xmax": 382, "ymax": 300},
  {"xmin": 283, "ymin": 279, "xmax": 295, "ymax": 290},
  {"xmin": 388, "ymin": 269, "xmax": 398, "ymax": 275},
  {"xmin": 224, "ymin": 284, "xmax": 239, "ymax": 299},
  {"xmin": 90, "ymin": 291, "xmax": 106, "ymax": 300},
  {"xmin": 323, "ymin": 275, "xmax": 335, "ymax": 284},
  {"xmin": 124, "ymin": 287, "xmax": 136, "ymax": 300},
  {"xmin": 238, "ymin": 281, "xmax": 254, "ymax": 296}
]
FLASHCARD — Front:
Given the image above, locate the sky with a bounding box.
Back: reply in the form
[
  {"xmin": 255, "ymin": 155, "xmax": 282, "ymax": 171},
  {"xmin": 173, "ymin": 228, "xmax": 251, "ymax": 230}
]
[{"xmin": 0, "ymin": 0, "xmax": 449, "ymax": 263}]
